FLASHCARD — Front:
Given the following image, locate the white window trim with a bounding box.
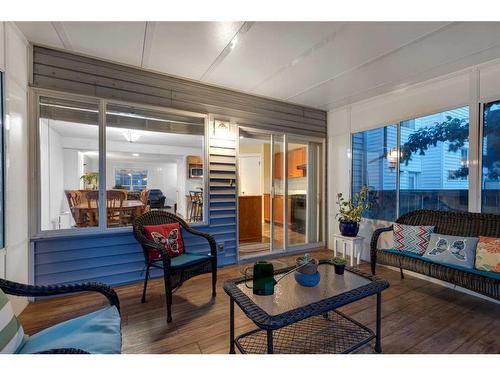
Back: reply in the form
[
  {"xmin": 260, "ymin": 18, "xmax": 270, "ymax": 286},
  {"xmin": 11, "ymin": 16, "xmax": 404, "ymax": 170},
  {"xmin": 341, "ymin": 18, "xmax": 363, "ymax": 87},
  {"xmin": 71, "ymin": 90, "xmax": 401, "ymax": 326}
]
[
  {"xmin": 29, "ymin": 87, "xmax": 209, "ymax": 239},
  {"xmin": 350, "ymin": 104, "xmax": 477, "ymax": 221}
]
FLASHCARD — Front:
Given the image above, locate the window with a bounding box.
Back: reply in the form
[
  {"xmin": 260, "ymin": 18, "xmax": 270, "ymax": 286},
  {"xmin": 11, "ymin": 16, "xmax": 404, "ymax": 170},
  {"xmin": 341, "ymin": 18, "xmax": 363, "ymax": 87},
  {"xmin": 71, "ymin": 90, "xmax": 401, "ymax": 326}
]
[
  {"xmin": 0, "ymin": 73, "xmax": 4, "ymax": 247},
  {"xmin": 482, "ymin": 100, "xmax": 500, "ymax": 214},
  {"xmin": 114, "ymin": 169, "xmax": 147, "ymax": 191},
  {"xmin": 351, "ymin": 125, "xmax": 398, "ymax": 221},
  {"xmin": 399, "ymin": 106, "xmax": 469, "ymax": 215},
  {"xmin": 351, "ymin": 106, "xmax": 469, "ymax": 221},
  {"xmin": 37, "ymin": 94, "xmax": 206, "ymax": 232}
]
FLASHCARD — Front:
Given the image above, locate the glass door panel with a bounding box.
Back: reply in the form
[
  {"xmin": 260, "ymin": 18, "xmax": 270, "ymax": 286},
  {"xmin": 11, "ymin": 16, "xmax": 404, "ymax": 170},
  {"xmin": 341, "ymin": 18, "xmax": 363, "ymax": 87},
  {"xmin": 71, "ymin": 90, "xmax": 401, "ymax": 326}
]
[
  {"xmin": 271, "ymin": 134, "xmax": 285, "ymax": 251},
  {"xmin": 238, "ymin": 129, "xmax": 271, "ymax": 257},
  {"xmin": 287, "ymin": 140, "xmax": 308, "ymax": 246}
]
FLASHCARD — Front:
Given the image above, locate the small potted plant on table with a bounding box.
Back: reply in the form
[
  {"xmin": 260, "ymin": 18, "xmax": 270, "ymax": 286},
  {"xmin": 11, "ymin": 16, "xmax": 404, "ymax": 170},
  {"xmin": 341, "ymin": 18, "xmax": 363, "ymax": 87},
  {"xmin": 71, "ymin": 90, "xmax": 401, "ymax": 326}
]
[
  {"xmin": 336, "ymin": 185, "xmax": 369, "ymax": 237},
  {"xmin": 332, "ymin": 257, "xmax": 347, "ymax": 275}
]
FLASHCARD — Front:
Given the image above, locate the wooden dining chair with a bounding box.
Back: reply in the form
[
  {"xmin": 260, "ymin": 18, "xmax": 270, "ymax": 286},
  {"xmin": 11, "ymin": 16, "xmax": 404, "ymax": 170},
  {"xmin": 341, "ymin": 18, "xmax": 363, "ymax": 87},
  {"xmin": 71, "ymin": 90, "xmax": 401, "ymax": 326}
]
[
  {"xmin": 107, "ymin": 190, "xmax": 126, "ymax": 227},
  {"xmin": 189, "ymin": 191, "xmax": 203, "ymax": 222},
  {"xmin": 64, "ymin": 190, "xmax": 86, "ymax": 227},
  {"xmin": 139, "ymin": 189, "xmax": 151, "ymax": 214},
  {"xmin": 84, "ymin": 190, "xmax": 100, "ymax": 226}
]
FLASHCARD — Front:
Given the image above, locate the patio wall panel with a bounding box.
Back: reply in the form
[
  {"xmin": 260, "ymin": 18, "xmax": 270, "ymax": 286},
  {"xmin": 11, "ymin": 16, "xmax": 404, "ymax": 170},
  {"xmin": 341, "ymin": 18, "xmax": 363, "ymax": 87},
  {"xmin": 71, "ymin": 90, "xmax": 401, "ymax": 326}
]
[{"xmin": 29, "ymin": 47, "xmax": 323, "ymax": 287}]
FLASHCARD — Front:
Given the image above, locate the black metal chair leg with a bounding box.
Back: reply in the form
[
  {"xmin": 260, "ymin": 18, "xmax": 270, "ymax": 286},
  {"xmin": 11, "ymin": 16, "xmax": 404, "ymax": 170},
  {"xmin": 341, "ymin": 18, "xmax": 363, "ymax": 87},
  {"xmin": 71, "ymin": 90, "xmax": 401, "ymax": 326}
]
[
  {"xmin": 400, "ymin": 267, "xmax": 404, "ymax": 279},
  {"xmin": 141, "ymin": 264, "xmax": 150, "ymax": 303},
  {"xmin": 211, "ymin": 261, "xmax": 217, "ymax": 297},
  {"xmin": 163, "ymin": 273, "xmax": 173, "ymax": 323}
]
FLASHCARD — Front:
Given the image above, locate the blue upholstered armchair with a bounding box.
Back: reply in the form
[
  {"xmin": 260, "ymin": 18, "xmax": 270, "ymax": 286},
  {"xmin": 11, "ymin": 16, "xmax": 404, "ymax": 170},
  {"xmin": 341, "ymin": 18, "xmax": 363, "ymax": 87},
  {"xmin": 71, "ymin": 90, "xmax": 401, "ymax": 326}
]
[{"xmin": 0, "ymin": 279, "xmax": 122, "ymax": 354}]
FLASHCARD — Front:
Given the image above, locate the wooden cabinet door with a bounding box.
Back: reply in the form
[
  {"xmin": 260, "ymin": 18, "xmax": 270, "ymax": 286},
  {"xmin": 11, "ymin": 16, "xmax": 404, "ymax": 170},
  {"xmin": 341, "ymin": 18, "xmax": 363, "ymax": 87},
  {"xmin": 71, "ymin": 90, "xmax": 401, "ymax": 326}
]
[
  {"xmin": 287, "ymin": 147, "xmax": 307, "ymax": 178},
  {"xmin": 263, "ymin": 194, "xmax": 270, "ymax": 222},
  {"xmin": 275, "ymin": 152, "xmax": 283, "ymax": 179},
  {"xmin": 274, "ymin": 195, "xmax": 283, "ymax": 225}
]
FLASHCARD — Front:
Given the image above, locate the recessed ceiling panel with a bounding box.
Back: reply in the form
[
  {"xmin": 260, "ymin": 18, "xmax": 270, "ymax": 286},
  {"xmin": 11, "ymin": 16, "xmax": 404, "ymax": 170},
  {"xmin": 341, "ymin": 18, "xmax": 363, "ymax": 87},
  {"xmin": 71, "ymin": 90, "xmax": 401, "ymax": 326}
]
[
  {"xmin": 289, "ymin": 22, "xmax": 500, "ymax": 109},
  {"xmin": 61, "ymin": 22, "xmax": 146, "ymax": 66},
  {"xmin": 253, "ymin": 22, "xmax": 450, "ymax": 101},
  {"xmin": 146, "ymin": 21, "xmax": 243, "ymax": 79},
  {"xmin": 205, "ymin": 22, "xmax": 342, "ymax": 92},
  {"xmin": 16, "ymin": 22, "xmax": 64, "ymax": 48}
]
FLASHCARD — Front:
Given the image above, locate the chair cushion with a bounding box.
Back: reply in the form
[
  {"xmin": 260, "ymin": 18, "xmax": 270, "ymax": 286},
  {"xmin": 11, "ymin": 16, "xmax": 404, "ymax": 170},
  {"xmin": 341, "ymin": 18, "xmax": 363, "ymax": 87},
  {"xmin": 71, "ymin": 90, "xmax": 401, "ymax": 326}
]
[
  {"xmin": 423, "ymin": 233, "xmax": 479, "ymax": 269},
  {"xmin": 154, "ymin": 252, "xmax": 211, "ymax": 269},
  {"xmin": 0, "ymin": 289, "xmax": 26, "ymax": 354},
  {"xmin": 475, "ymin": 236, "xmax": 500, "ymax": 273},
  {"xmin": 393, "ymin": 223, "xmax": 434, "ymax": 255},
  {"xmin": 19, "ymin": 306, "xmax": 121, "ymax": 354},
  {"xmin": 382, "ymin": 249, "xmax": 500, "ymax": 281},
  {"xmin": 143, "ymin": 223, "xmax": 185, "ymax": 260}
]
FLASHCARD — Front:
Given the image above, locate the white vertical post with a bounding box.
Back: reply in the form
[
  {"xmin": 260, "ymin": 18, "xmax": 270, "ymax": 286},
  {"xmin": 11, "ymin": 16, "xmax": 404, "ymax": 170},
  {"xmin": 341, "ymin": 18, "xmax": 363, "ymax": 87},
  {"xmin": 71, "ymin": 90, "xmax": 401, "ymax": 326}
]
[
  {"xmin": 468, "ymin": 68, "xmax": 481, "ymax": 213},
  {"xmin": 98, "ymin": 100, "xmax": 107, "ymax": 230}
]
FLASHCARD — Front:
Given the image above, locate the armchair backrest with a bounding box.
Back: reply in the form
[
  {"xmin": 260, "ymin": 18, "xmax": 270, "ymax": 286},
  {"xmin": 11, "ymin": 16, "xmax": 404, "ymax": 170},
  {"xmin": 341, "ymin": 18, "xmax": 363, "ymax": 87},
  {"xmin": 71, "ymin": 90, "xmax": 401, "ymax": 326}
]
[
  {"xmin": 133, "ymin": 211, "xmax": 190, "ymax": 262},
  {"xmin": 396, "ymin": 209, "xmax": 500, "ymax": 238}
]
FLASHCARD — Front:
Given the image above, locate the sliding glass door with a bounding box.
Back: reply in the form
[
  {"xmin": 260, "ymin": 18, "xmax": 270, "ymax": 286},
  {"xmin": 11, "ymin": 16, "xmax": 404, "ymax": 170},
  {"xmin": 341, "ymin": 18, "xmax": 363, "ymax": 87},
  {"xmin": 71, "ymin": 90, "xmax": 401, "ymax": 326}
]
[{"xmin": 238, "ymin": 127, "xmax": 324, "ymax": 259}]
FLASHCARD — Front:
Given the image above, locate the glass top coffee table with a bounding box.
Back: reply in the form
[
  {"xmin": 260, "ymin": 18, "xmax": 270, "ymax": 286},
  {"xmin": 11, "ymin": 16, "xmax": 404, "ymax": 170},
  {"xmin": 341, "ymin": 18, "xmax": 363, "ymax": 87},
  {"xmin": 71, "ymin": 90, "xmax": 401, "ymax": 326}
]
[{"xmin": 223, "ymin": 260, "xmax": 390, "ymax": 354}]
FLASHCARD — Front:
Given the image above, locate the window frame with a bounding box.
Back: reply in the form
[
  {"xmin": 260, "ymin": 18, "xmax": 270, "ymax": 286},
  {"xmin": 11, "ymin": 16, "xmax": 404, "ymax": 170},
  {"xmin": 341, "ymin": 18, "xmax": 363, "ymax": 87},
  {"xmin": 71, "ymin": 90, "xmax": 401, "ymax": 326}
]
[
  {"xmin": 479, "ymin": 97, "xmax": 500, "ymax": 214},
  {"xmin": 350, "ymin": 104, "xmax": 472, "ymax": 222},
  {"xmin": 0, "ymin": 72, "xmax": 5, "ymax": 249},
  {"xmin": 29, "ymin": 88, "xmax": 209, "ymax": 239}
]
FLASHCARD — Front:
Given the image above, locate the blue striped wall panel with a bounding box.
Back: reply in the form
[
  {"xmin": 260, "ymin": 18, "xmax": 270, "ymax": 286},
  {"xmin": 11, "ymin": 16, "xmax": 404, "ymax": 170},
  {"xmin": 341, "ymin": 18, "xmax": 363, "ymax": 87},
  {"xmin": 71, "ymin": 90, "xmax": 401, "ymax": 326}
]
[{"xmin": 33, "ymin": 225, "xmax": 237, "ymax": 286}]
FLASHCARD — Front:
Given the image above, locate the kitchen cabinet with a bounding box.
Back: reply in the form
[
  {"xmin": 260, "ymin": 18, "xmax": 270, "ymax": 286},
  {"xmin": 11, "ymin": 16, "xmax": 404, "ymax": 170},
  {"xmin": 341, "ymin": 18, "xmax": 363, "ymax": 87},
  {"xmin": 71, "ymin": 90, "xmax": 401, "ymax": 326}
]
[
  {"xmin": 273, "ymin": 147, "xmax": 306, "ymax": 179},
  {"xmin": 263, "ymin": 193, "xmax": 291, "ymax": 225},
  {"xmin": 239, "ymin": 196, "xmax": 262, "ymax": 243}
]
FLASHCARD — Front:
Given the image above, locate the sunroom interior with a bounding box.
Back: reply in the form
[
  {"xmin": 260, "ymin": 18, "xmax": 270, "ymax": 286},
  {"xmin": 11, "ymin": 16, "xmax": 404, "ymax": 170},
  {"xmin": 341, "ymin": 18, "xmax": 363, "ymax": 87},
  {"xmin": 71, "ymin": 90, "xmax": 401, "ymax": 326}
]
[{"xmin": 0, "ymin": 21, "xmax": 499, "ymax": 355}]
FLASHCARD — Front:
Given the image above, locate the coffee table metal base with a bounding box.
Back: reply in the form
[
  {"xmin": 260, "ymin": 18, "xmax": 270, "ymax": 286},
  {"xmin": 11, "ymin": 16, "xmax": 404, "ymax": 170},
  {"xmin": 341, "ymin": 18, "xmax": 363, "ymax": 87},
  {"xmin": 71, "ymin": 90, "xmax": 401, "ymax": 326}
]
[{"xmin": 234, "ymin": 310, "xmax": 376, "ymax": 354}]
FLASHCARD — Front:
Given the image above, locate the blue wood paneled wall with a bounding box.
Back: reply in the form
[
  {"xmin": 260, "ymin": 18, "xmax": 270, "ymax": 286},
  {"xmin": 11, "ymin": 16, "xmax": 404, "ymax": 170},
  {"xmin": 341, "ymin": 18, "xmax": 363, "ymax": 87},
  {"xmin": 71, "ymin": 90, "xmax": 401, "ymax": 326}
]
[{"xmin": 32, "ymin": 121, "xmax": 238, "ymax": 287}]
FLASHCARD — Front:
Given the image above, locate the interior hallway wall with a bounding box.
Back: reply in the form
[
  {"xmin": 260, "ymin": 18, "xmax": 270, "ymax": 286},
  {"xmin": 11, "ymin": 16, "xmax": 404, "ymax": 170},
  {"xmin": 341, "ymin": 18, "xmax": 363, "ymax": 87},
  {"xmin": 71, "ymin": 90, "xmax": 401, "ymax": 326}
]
[{"xmin": 0, "ymin": 22, "xmax": 29, "ymax": 314}]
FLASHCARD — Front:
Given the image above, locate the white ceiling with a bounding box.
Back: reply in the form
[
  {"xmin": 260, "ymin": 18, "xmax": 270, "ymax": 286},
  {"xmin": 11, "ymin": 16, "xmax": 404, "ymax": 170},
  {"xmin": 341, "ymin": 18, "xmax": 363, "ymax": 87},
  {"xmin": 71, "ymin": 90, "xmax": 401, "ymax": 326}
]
[{"xmin": 17, "ymin": 21, "xmax": 500, "ymax": 110}]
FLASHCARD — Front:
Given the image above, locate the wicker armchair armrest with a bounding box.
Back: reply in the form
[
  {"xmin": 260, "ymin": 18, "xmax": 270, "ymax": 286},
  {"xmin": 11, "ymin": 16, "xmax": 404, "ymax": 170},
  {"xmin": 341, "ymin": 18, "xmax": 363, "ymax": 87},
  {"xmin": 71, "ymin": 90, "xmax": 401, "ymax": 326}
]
[
  {"xmin": 0, "ymin": 279, "xmax": 120, "ymax": 313},
  {"xmin": 133, "ymin": 229, "xmax": 173, "ymax": 265},
  {"xmin": 35, "ymin": 348, "xmax": 90, "ymax": 354},
  {"xmin": 181, "ymin": 225, "xmax": 217, "ymax": 258},
  {"xmin": 370, "ymin": 225, "xmax": 393, "ymax": 274}
]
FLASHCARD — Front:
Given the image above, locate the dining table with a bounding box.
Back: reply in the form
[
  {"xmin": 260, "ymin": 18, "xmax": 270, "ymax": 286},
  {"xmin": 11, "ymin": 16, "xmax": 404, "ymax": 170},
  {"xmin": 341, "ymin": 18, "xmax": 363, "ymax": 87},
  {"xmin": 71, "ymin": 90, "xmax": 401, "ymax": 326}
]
[{"xmin": 73, "ymin": 199, "xmax": 146, "ymax": 226}]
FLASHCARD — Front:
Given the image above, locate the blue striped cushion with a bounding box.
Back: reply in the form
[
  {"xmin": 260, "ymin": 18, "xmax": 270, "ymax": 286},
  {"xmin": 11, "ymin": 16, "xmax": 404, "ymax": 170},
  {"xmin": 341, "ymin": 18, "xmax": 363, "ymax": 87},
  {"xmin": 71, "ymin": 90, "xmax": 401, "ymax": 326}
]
[{"xmin": 0, "ymin": 289, "xmax": 25, "ymax": 354}]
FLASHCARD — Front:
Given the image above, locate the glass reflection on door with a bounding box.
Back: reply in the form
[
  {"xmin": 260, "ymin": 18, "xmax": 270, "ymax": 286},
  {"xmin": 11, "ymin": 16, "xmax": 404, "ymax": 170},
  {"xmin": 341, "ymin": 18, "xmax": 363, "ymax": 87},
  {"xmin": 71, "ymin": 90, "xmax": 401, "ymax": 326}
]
[
  {"xmin": 271, "ymin": 134, "xmax": 285, "ymax": 251},
  {"xmin": 287, "ymin": 140, "xmax": 308, "ymax": 246}
]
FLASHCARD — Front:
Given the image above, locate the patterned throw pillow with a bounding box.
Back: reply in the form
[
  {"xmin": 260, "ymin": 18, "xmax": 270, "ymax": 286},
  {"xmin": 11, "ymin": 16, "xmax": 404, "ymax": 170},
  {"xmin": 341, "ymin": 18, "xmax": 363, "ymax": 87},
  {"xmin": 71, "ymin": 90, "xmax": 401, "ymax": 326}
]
[
  {"xmin": 393, "ymin": 223, "xmax": 434, "ymax": 255},
  {"xmin": 143, "ymin": 223, "xmax": 185, "ymax": 261},
  {"xmin": 0, "ymin": 289, "xmax": 26, "ymax": 354},
  {"xmin": 475, "ymin": 236, "xmax": 500, "ymax": 273},
  {"xmin": 423, "ymin": 233, "xmax": 479, "ymax": 269}
]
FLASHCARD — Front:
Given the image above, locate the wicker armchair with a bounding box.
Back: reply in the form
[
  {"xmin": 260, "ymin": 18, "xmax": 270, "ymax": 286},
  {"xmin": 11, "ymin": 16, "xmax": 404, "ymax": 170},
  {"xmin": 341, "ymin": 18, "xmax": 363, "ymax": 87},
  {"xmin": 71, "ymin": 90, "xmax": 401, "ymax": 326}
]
[
  {"xmin": 0, "ymin": 279, "xmax": 121, "ymax": 353},
  {"xmin": 133, "ymin": 210, "xmax": 217, "ymax": 322},
  {"xmin": 371, "ymin": 209, "xmax": 500, "ymax": 300}
]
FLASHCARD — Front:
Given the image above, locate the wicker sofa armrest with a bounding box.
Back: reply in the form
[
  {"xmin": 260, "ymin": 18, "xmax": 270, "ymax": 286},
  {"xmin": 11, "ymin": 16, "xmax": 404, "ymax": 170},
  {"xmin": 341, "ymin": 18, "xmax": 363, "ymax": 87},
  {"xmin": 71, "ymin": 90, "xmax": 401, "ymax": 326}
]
[
  {"xmin": 0, "ymin": 279, "xmax": 120, "ymax": 313},
  {"xmin": 35, "ymin": 348, "xmax": 90, "ymax": 354},
  {"xmin": 370, "ymin": 225, "xmax": 394, "ymax": 274}
]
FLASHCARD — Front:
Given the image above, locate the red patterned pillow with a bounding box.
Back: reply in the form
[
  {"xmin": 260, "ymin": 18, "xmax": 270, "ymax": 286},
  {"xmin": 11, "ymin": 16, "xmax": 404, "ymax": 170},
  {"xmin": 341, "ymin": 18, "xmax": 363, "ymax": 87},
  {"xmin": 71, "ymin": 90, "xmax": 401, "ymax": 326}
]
[
  {"xmin": 393, "ymin": 223, "xmax": 435, "ymax": 255},
  {"xmin": 143, "ymin": 223, "xmax": 184, "ymax": 261}
]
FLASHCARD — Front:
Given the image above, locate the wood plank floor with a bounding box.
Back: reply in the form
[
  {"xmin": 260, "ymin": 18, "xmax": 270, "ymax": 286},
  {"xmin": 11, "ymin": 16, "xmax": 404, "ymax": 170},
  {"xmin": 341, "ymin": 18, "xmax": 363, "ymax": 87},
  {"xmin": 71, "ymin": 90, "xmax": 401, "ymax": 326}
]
[{"xmin": 18, "ymin": 249, "xmax": 500, "ymax": 354}]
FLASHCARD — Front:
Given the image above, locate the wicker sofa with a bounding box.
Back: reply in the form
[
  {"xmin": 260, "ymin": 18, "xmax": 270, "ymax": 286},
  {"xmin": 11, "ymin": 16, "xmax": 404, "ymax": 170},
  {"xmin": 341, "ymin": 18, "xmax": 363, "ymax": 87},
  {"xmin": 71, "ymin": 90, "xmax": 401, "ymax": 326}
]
[{"xmin": 371, "ymin": 209, "xmax": 500, "ymax": 301}]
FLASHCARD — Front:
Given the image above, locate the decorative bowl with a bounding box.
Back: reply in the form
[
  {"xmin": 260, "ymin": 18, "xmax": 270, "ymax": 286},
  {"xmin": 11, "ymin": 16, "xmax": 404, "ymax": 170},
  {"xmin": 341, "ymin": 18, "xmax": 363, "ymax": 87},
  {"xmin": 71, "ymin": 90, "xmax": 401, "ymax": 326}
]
[{"xmin": 294, "ymin": 271, "xmax": 320, "ymax": 287}]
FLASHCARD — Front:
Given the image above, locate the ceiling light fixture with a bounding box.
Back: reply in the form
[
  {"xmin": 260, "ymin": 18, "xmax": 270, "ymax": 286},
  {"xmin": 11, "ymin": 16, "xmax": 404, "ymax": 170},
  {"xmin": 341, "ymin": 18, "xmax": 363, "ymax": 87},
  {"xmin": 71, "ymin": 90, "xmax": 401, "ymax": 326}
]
[
  {"xmin": 122, "ymin": 130, "xmax": 142, "ymax": 143},
  {"xmin": 230, "ymin": 35, "xmax": 238, "ymax": 49},
  {"xmin": 132, "ymin": 153, "xmax": 140, "ymax": 157}
]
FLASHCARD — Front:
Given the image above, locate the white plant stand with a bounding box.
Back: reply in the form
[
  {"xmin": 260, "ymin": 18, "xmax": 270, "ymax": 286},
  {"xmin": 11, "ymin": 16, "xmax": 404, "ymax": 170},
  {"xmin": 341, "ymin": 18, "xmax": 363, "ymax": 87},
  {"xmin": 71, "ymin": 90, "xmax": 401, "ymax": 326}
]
[{"xmin": 332, "ymin": 234, "xmax": 364, "ymax": 267}]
